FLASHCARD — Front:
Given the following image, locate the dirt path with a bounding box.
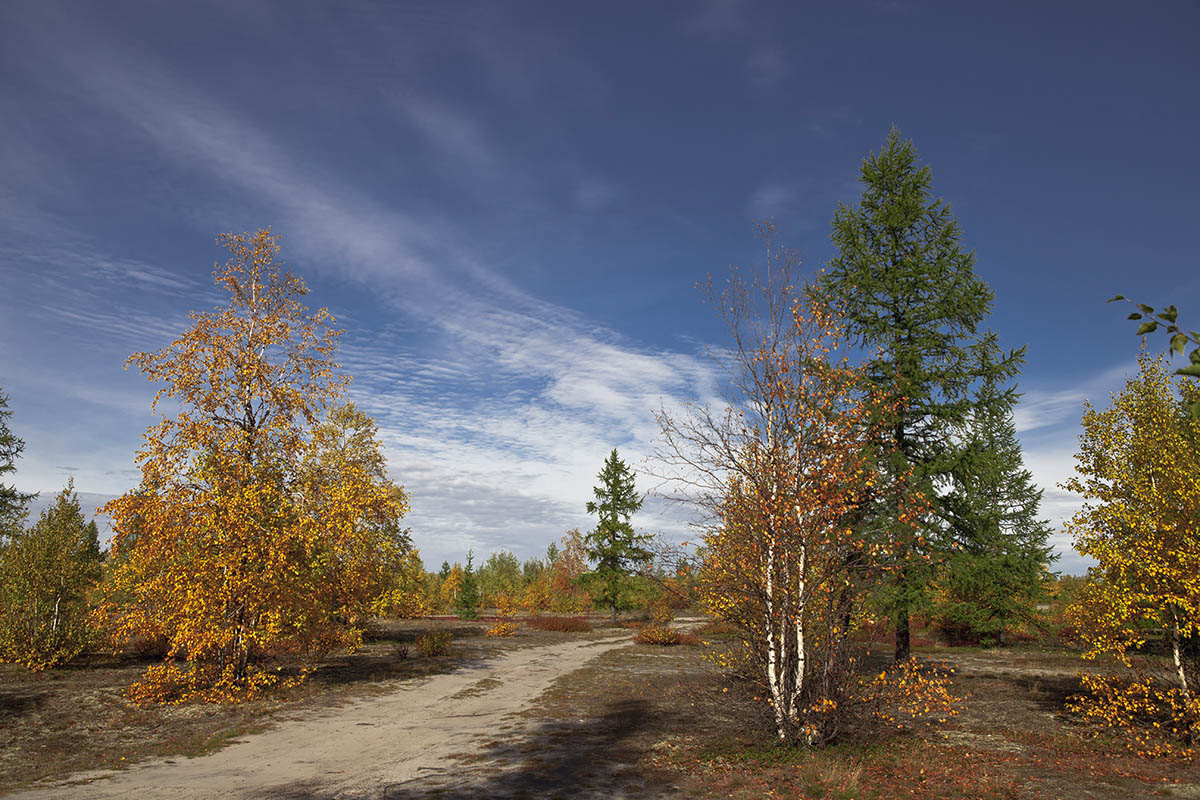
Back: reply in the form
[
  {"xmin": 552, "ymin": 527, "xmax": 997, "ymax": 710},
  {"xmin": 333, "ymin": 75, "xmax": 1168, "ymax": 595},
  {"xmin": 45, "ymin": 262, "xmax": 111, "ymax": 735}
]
[{"xmin": 9, "ymin": 632, "xmax": 634, "ymax": 800}]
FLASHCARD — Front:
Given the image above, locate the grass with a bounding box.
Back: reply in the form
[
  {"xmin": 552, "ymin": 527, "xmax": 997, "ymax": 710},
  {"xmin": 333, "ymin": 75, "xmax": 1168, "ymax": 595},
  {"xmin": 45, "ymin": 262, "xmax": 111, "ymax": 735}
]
[
  {"xmin": 525, "ymin": 616, "xmax": 593, "ymax": 632},
  {"xmin": 7, "ymin": 616, "xmax": 1200, "ymax": 799}
]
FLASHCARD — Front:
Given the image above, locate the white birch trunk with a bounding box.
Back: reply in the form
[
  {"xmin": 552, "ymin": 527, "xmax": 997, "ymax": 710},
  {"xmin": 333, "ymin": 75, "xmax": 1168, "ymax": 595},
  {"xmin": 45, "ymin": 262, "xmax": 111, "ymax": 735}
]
[
  {"xmin": 789, "ymin": 541, "xmax": 806, "ymax": 725},
  {"xmin": 765, "ymin": 538, "xmax": 786, "ymax": 739},
  {"xmin": 1173, "ymin": 623, "xmax": 1190, "ymax": 698}
]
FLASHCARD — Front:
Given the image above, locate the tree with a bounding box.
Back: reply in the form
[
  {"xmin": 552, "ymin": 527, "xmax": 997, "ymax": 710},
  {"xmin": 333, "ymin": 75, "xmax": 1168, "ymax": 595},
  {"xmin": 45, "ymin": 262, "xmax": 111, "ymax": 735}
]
[
  {"xmin": 934, "ymin": 350, "xmax": 1056, "ymax": 644},
  {"xmin": 477, "ymin": 550, "xmax": 522, "ymax": 607},
  {"xmin": 1109, "ymin": 297, "xmax": 1200, "ymax": 417},
  {"xmin": 97, "ymin": 229, "xmax": 408, "ymax": 703},
  {"xmin": 0, "ymin": 389, "xmax": 35, "ymax": 535},
  {"xmin": 299, "ymin": 402, "xmax": 412, "ymax": 621},
  {"xmin": 521, "ymin": 530, "xmax": 592, "ymax": 613},
  {"xmin": 813, "ymin": 129, "xmax": 1028, "ymax": 661},
  {"xmin": 585, "ymin": 449, "xmax": 650, "ymax": 621},
  {"xmin": 455, "ymin": 551, "xmax": 481, "ymax": 620},
  {"xmin": 1062, "ymin": 353, "xmax": 1200, "ymax": 755},
  {"xmin": 439, "ymin": 561, "xmax": 452, "ymax": 579},
  {"xmin": 655, "ymin": 239, "xmax": 945, "ymax": 744},
  {"xmin": 0, "ymin": 480, "xmax": 103, "ymax": 669}
]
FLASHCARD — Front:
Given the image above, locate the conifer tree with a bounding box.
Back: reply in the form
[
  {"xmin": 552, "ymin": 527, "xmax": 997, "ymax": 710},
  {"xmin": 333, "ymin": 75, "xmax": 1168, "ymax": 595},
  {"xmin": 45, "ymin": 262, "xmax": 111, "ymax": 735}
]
[
  {"xmin": 0, "ymin": 389, "xmax": 35, "ymax": 535},
  {"xmin": 455, "ymin": 551, "xmax": 480, "ymax": 620},
  {"xmin": 936, "ymin": 346, "xmax": 1056, "ymax": 643},
  {"xmin": 585, "ymin": 449, "xmax": 649, "ymax": 621},
  {"xmin": 815, "ymin": 129, "xmax": 1039, "ymax": 659}
]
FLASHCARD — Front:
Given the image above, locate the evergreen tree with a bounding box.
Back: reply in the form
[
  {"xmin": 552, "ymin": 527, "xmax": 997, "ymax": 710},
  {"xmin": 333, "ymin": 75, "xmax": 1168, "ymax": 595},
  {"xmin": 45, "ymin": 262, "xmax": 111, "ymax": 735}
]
[
  {"xmin": 0, "ymin": 479, "xmax": 103, "ymax": 669},
  {"xmin": 814, "ymin": 129, "xmax": 1031, "ymax": 660},
  {"xmin": 585, "ymin": 449, "xmax": 650, "ymax": 621},
  {"xmin": 0, "ymin": 389, "xmax": 35, "ymax": 535},
  {"xmin": 454, "ymin": 550, "xmax": 480, "ymax": 620},
  {"xmin": 935, "ymin": 347, "xmax": 1056, "ymax": 644},
  {"xmin": 439, "ymin": 561, "xmax": 451, "ymax": 580}
]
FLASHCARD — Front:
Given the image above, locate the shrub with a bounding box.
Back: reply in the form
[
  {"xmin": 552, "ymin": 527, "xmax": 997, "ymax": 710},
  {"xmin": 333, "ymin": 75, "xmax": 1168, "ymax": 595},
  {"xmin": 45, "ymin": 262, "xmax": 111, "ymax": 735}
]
[
  {"xmin": 635, "ymin": 624, "xmax": 684, "ymax": 646},
  {"xmin": 526, "ymin": 616, "xmax": 592, "ymax": 632},
  {"xmin": 416, "ymin": 629, "xmax": 453, "ymax": 657},
  {"xmin": 486, "ymin": 621, "xmax": 518, "ymax": 637},
  {"xmin": 392, "ymin": 644, "xmax": 409, "ymax": 660}
]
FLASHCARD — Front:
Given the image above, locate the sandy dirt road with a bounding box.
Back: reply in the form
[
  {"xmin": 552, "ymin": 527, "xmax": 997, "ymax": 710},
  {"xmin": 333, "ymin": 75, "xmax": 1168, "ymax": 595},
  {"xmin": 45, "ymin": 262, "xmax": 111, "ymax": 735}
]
[{"xmin": 8, "ymin": 633, "xmax": 634, "ymax": 799}]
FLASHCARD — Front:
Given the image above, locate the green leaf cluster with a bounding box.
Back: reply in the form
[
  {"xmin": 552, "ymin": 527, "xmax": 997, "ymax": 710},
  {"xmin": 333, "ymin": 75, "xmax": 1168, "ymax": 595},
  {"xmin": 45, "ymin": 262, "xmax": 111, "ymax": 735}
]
[{"xmin": 1109, "ymin": 296, "xmax": 1200, "ymax": 416}]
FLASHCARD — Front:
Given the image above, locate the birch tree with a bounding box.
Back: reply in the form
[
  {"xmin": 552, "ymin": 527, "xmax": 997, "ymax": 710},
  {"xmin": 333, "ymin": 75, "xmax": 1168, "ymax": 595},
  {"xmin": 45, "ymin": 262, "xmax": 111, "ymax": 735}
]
[
  {"xmin": 655, "ymin": 229, "xmax": 926, "ymax": 744},
  {"xmin": 98, "ymin": 230, "xmax": 408, "ymax": 703},
  {"xmin": 1064, "ymin": 352, "xmax": 1200, "ymax": 754}
]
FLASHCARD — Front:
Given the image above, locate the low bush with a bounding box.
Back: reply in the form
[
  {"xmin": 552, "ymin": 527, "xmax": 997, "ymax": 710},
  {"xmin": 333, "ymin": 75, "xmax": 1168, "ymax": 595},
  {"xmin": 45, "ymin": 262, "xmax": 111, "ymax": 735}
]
[
  {"xmin": 635, "ymin": 624, "xmax": 698, "ymax": 646},
  {"xmin": 415, "ymin": 629, "xmax": 453, "ymax": 657},
  {"xmin": 526, "ymin": 616, "xmax": 592, "ymax": 632},
  {"xmin": 485, "ymin": 621, "xmax": 518, "ymax": 637}
]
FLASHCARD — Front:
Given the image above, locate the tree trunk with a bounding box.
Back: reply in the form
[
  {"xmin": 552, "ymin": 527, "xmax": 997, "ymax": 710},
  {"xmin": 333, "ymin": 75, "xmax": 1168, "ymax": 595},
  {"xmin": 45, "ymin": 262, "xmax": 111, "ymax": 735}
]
[
  {"xmin": 1174, "ymin": 623, "xmax": 1191, "ymax": 698},
  {"xmin": 611, "ymin": 602, "xmax": 617, "ymax": 623},
  {"xmin": 895, "ymin": 606, "xmax": 911, "ymax": 662}
]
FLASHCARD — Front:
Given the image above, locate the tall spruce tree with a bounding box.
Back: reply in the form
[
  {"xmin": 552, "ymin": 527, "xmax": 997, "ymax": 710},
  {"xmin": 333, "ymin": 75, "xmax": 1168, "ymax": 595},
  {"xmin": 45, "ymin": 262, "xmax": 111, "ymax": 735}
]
[
  {"xmin": 585, "ymin": 449, "xmax": 650, "ymax": 621},
  {"xmin": 936, "ymin": 345, "xmax": 1055, "ymax": 644},
  {"xmin": 0, "ymin": 389, "xmax": 35, "ymax": 535},
  {"xmin": 814, "ymin": 129, "xmax": 1037, "ymax": 660}
]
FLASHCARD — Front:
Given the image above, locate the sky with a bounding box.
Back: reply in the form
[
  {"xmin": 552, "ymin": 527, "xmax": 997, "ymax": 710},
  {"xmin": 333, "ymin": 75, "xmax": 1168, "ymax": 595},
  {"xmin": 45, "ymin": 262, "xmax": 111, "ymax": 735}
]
[{"xmin": 1, "ymin": 0, "xmax": 1197, "ymax": 575}]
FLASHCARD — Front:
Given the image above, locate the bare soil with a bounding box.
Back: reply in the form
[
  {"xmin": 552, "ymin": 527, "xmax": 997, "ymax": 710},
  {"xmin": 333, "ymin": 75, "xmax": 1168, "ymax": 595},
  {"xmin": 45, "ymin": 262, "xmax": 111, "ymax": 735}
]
[{"xmin": 4, "ymin": 621, "xmax": 1199, "ymax": 800}]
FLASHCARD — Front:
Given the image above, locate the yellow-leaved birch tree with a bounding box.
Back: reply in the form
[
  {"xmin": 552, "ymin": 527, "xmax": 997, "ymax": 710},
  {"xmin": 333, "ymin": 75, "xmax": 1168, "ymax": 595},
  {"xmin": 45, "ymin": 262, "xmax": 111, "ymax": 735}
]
[
  {"xmin": 98, "ymin": 229, "xmax": 408, "ymax": 703},
  {"xmin": 1064, "ymin": 352, "xmax": 1200, "ymax": 755}
]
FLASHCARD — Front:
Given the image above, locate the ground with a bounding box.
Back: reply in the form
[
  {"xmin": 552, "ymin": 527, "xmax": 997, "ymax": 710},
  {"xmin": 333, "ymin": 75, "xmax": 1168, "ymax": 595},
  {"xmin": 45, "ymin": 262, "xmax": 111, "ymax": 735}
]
[{"xmin": 2, "ymin": 618, "xmax": 1197, "ymax": 799}]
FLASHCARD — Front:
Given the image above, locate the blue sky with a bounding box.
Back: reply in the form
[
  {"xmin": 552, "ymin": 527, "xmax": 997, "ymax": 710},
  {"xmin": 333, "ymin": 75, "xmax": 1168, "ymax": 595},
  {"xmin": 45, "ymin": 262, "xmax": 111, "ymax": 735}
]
[{"xmin": 1, "ymin": 0, "xmax": 1197, "ymax": 574}]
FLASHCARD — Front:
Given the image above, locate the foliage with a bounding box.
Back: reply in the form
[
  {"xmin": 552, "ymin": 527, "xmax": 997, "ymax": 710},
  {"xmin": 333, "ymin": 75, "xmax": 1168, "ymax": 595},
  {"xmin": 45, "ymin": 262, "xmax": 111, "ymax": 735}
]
[
  {"xmin": 813, "ymin": 129, "xmax": 1040, "ymax": 661},
  {"xmin": 585, "ymin": 449, "xmax": 651, "ymax": 621},
  {"xmin": 485, "ymin": 594, "xmax": 518, "ymax": 637},
  {"xmin": 1109, "ymin": 297, "xmax": 1200, "ymax": 416},
  {"xmin": 655, "ymin": 235, "xmax": 944, "ymax": 745},
  {"xmin": 476, "ymin": 550, "xmax": 522, "ymax": 607},
  {"xmin": 0, "ymin": 480, "xmax": 103, "ymax": 670},
  {"xmin": 522, "ymin": 529, "xmax": 593, "ymax": 613},
  {"xmin": 525, "ymin": 616, "xmax": 592, "ymax": 632},
  {"xmin": 454, "ymin": 551, "xmax": 480, "ymax": 620},
  {"xmin": 0, "ymin": 388, "xmax": 35, "ymax": 534},
  {"xmin": 97, "ymin": 230, "xmax": 408, "ymax": 703},
  {"xmin": 933, "ymin": 353, "xmax": 1056, "ymax": 645},
  {"xmin": 635, "ymin": 624, "xmax": 683, "ymax": 645},
  {"xmin": 1062, "ymin": 352, "xmax": 1200, "ymax": 755},
  {"xmin": 372, "ymin": 547, "xmax": 431, "ymax": 618},
  {"xmin": 415, "ymin": 628, "xmax": 453, "ymax": 657}
]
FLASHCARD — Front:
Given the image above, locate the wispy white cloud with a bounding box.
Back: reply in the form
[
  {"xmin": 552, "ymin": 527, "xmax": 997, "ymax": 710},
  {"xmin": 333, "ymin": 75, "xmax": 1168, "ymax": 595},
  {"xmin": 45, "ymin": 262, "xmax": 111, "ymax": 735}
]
[
  {"xmin": 748, "ymin": 182, "xmax": 796, "ymax": 219},
  {"xmin": 8, "ymin": 37, "xmax": 717, "ymax": 567},
  {"xmin": 1013, "ymin": 363, "xmax": 1131, "ymax": 433}
]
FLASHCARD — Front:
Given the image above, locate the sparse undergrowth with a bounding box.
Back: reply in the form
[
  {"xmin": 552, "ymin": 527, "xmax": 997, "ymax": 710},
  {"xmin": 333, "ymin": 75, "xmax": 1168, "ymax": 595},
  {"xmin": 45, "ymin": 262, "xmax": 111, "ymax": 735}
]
[{"xmin": 525, "ymin": 615, "xmax": 593, "ymax": 632}]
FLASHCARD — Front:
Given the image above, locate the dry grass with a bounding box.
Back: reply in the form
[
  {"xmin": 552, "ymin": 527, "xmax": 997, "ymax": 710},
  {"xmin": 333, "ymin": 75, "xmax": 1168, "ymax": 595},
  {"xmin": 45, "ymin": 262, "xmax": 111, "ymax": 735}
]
[{"xmin": 525, "ymin": 616, "xmax": 593, "ymax": 632}]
